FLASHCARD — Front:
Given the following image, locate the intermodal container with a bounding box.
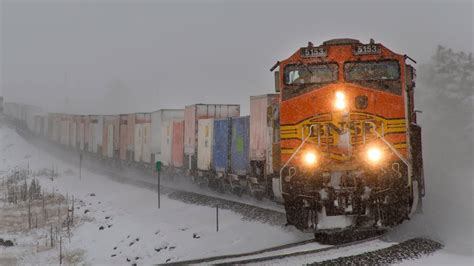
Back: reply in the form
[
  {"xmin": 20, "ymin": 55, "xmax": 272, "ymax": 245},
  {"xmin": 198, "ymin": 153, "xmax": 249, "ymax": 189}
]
[
  {"xmin": 197, "ymin": 118, "xmax": 214, "ymax": 171},
  {"xmin": 160, "ymin": 121, "xmax": 173, "ymax": 166},
  {"xmin": 60, "ymin": 114, "xmax": 70, "ymax": 146},
  {"xmin": 78, "ymin": 116, "xmax": 85, "ymax": 150},
  {"xmin": 103, "ymin": 115, "xmax": 120, "ymax": 158},
  {"xmin": 171, "ymin": 120, "xmax": 185, "ymax": 168},
  {"xmin": 69, "ymin": 115, "xmax": 77, "ymax": 148},
  {"xmin": 127, "ymin": 114, "xmax": 135, "ymax": 161},
  {"xmin": 249, "ymin": 94, "xmax": 279, "ymax": 161},
  {"xmin": 212, "ymin": 118, "xmax": 231, "ymax": 173},
  {"xmin": 134, "ymin": 113, "xmax": 151, "ymax": 163},
  {"xmin": 88, "ymin": 115, "xmax": 103, "ymax": 154},
  {"xmin": 230, "ymin": 116, "xmax": 250, "ymax": 176},
  {"xmin": 184, "ymin": 104, "xmax": 240, "ymax": 170},
  {"xmin": 151, "ymin": 109, "xmax": 184, "ymax": 163},
  {"xmin": 119, "ymin": 114, "xmax": 128, "ymax": 161}
]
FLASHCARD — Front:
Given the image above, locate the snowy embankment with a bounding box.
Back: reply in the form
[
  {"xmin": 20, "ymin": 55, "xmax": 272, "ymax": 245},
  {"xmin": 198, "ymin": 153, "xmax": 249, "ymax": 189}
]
[{"xmin": 0, "ymin": 122, "xmax": 312, "ymax": 264}]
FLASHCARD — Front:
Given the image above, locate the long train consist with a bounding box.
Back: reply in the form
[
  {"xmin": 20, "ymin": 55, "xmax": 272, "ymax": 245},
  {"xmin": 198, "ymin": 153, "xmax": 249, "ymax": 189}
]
[{"xmin": 3, "ymin": 38, "xmax": 424, "ymax": 236}]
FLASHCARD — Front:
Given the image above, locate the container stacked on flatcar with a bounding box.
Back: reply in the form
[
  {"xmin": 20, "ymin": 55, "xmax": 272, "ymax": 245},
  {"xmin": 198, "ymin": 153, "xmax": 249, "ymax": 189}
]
[
  {"xmin": 150, "ymin": 109, "xmax": 184, "ymax": 166},
  {"xmin": 184, "ymin": 104, "xmax": 240, "ymax": 172},
  {"xmin": 171, "ymin": 120, "xmax": 185, "ymax": 168}
]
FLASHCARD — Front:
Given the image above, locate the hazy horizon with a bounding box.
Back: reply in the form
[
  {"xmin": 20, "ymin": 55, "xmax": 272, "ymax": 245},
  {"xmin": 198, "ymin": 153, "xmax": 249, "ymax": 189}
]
[{"xmin": 1, "ymin": 0, "xmax": 472, "ymax": 115}]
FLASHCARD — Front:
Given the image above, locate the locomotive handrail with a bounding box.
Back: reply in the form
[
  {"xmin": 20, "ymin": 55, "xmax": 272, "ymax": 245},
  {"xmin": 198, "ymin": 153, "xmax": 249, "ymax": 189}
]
[{"xmin": 279, "ymin": 124, "xmax": 317, "ymax": 194}]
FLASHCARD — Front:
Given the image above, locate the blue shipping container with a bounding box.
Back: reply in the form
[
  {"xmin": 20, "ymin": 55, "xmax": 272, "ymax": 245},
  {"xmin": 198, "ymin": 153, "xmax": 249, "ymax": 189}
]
[
  {"xmin": 230, "ymin": 116, "xmax": 250, "ymax": 175},
  {"xmin": 213, "ymin": 118, "xmax": 231, "ymax": 173}
]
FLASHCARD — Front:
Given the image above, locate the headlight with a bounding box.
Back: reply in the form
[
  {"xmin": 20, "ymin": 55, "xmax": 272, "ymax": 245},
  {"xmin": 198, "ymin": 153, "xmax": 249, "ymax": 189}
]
[
  {"xmin": 367, "ymin": 147, "xmax": 382, "ymax": 163},
  {"xmin": 303, "ymin": 151, "xmax": 317, "ymax": 166},
  {"xmin": 334, "ymin": 91, "xmax": 346, "ymax": 110}
]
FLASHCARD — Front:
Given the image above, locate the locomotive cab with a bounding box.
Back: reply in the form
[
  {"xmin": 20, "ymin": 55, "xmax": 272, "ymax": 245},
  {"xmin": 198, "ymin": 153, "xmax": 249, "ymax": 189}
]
[{"xmin": 271, "ymin": 38, "xmax": 424, "ymax": 234}]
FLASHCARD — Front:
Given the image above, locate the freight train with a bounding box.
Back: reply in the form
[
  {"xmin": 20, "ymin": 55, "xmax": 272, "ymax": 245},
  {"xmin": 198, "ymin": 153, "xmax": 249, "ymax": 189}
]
[{"xmin": 3, "ymin": 38, "xmax": 424, "ymax": 237}]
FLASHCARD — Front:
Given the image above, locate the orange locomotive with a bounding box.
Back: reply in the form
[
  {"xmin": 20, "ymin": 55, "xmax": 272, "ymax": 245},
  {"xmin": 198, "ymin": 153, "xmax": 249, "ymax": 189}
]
[{"xmin": 270, "ymin": 38, "xmax": 424, "ymax": 234}]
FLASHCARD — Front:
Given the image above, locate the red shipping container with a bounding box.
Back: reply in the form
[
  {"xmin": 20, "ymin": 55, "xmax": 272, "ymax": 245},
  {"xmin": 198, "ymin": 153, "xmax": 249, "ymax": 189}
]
[{"xmin": 171, "ymin": 120, "xmax": 185, "ymax": 168}]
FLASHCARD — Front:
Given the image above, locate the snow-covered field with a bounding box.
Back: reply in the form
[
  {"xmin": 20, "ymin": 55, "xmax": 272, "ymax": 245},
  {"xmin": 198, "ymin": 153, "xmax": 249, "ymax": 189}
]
[
  {"xmin": 1, "ymin": 116, "xmax": 472, "ymax": 265},
  {"xmin": 0, "ymin": 122, "xmax": 314, "ymax": 264}
]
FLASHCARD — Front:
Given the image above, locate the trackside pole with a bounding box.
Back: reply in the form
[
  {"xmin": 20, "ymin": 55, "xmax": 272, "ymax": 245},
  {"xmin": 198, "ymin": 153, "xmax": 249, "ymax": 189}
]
[
  {"xmin": 79, "ymin": 153, "xmax": 82, "ymax": 179},
  {"xmin": 156, "ymin": 161, "xmax": 162, "ymax": 209},
  {"xmin": 158, "ymin": 171, "xmax": 161, "ymax": 209},
  {"xmin": 216, "ymin": 204, "xmax": 219, "ymax": 232}
]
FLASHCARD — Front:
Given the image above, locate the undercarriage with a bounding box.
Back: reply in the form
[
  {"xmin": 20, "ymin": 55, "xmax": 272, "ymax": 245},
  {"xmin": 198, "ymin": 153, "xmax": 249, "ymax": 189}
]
[{"xmin": 282, "ymin": 162, "xmax": 413, "ymax": 233}]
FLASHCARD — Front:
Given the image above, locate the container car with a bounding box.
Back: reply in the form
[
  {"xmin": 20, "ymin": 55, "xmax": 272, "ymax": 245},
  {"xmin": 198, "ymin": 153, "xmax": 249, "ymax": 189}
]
[
  {"xmin": 88, "ymin": 115, "xmax": 103, "ymax": 154},
  {"xmin": 159, "ymin": 121, "xmax": 173, "ymax": 166},
  {"xmin": 249, "ymin": 94, "xmax": 280, "ymax": 194},
  {"xmin": 103, "ymin": 115, "xmax": 120, "ymax": 159},
  {"xmin": 230, "ymin": 116, "xmax": 250, "ymax": 176},
  {"xmin": 213, "ymin": 118, "xmax": 232, "ymax": 176},
  {"xmin": 134, "ymin": 113, "xmax": 151, "ymax": 164},
  {"xmin": 119, "ymin": 114, "xmax": 128, "ymax": 161},
  {"xmin": 184, "ymin": 104, "xmax": 240, "ymax": 172},
  {"xmin": 197, "ymin": 118, "xmax": 214, "ymax": 173},
  {"xmin": 171, "ymin": 120, "xmax": 185, "ymax": 168},
  {"xmin": 151, "ymin": 109, "xmax": 184, "ymax": 164}
]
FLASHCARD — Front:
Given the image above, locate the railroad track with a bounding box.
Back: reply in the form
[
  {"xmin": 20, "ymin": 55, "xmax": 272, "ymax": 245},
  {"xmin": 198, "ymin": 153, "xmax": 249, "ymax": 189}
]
[{"xmin": 167, "ymin": 234, "xmax": 385, "ymax": 265}]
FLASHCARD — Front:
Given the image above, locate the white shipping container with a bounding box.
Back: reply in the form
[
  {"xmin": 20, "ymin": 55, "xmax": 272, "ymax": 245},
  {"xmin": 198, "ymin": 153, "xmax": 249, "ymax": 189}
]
[
  {"xmin": 60, "ymin": 117, "xmax": 70, "ymax": 146},
  {"xmin": 106, "ymin": 124, "xmax": 114, "ymax": 158},
  {"xmin": 134, "ymin": 124, "xmax": 143, "ymax": 162},
  {"xmin": 70, "ymin": 121, "xmax": 77, "ymax": 148},
  {"xmin": 249, "ymin": 94, "xmax": 279, "ymax": 161},
  {"xmin": 197, "ymin": 118, "xmax": 214, "ymax": 171},
  {"xmin": 79, "ymin": 122, "xmax": 84, "ymax": 150},
  {"xmin": 151, "ymin": 109, "xmax": 184, "ymax": 163},
  {"xmin": 88, "ymin": 115, "xmax": 103, "ymax": 154},
  {"xmin": 89, "ymin": 123, "xmax": 96, "ymax": 153},
  {"xmin": 142, "ymin": 121, "xmax": 151, "ymax": 163},
  {"xmin": 160, "ymin": 121, "xmax": 173, "ymax": 166}
]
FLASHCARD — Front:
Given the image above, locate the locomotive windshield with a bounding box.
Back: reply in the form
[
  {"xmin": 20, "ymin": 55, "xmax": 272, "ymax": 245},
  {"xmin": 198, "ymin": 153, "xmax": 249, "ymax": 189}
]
[
  {"xmin": 344, "ymin": 60, "xmax": 400, "ymax": 81},
  {"xmin": 284, "ymin": 63, "xmax": 338, "ymax": 85},
  {"xmin": 344, "ymin": 60, "xmax": 402, "ymax": 95}
]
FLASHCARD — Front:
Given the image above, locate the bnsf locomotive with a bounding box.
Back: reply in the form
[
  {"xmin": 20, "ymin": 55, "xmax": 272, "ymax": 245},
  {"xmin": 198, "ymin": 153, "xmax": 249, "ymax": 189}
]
[
  {"xmin": 270, "ymin": 38, "xmax": 425, "ymax": 234},
  {"xmin": 3, "ymin": 38, "xmax": 425, "ymax": 238}
]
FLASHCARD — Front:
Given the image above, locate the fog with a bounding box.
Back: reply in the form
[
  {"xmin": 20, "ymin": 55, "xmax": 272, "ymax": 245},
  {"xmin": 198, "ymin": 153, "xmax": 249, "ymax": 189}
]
[
  {"xmin": 1, "ymin": 0, "xmax": 473, "ymax": 259},
  {"xmin": 1, "ymin": 0, "xmax": 472, "ymax": 114}
]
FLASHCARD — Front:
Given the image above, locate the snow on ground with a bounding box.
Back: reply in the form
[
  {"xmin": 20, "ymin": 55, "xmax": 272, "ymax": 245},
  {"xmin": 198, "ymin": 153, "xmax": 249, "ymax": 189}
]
[
  {"xmin": 397, "ymin": 250, "xmax": 473, "ymax": 265},
  {"xmin": 0, "ymin": 123, "xmax": 313, "ymax": 264}
]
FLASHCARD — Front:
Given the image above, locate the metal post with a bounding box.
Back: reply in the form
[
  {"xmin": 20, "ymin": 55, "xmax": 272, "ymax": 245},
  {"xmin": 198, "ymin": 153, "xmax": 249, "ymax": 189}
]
[
  {"xmin": 59, "ymin": 236, "xmax": 62, "ymax": 265},
  {"xmin": 157, "ymin": 171, "xmax": 160, "ymax": 209},
  {"xmin": 216, "ymin": 205, "xmax": 219, "ymax": 232},
  {"xmin": 79, "ymin": 154, "xmax": 82, "ymax": 180}
]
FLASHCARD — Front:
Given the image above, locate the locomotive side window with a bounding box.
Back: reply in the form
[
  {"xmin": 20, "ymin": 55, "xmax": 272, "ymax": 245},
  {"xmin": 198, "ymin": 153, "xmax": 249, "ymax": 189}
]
[
  {"xmin": 285, "ymin": 63, "xmax": 338, "ymax": 85},
  {"xmin": 344, "ymin": 60, "xmax": 402, "ymax": 95}
]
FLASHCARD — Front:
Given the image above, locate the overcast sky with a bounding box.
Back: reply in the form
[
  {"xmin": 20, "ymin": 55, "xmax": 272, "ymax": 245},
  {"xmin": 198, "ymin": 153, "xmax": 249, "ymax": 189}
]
[{"xmin": 1, "ymin": 0, "xmax": 472, "ymax": 115}]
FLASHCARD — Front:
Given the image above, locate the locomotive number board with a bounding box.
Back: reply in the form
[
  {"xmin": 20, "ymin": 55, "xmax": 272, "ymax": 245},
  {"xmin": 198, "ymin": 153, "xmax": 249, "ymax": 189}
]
[
  {"xmin": 354, "ymin": 44, "xmax": 381, "ymax": 55},
  {"xmin": 301, "ymin": 47, "xmax": 327, "ymax": 57}
]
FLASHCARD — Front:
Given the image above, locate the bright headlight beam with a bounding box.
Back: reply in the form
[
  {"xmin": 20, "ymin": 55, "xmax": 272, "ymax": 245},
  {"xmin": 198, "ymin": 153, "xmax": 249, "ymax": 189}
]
[
  {"xmin": 334, "ymin": 91, "xmax": 346, "ymax": 110},
  {"xmin": 335, "ymin": 91, "xmax": 345, "ymax": 99},
  {"xmin": 304, "ymin": 152, "xmax": 317, "ymax": 166},
  {"xmin": 367, "ymin": 147, "xmax": 382, "ymax": 162}
]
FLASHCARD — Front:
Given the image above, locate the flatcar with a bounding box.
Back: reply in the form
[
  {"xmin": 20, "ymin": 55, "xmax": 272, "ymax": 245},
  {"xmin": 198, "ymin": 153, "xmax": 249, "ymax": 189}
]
[{"xmin": 270, "ymin": 38, "xmax": 424, "ymax": 234}]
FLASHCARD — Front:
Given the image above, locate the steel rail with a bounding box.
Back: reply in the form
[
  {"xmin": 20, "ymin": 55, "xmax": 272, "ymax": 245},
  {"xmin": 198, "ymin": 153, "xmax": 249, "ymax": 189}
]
[{"xmin": 167, "ymin": 234, "xmax": 384, "ymax": 265}]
